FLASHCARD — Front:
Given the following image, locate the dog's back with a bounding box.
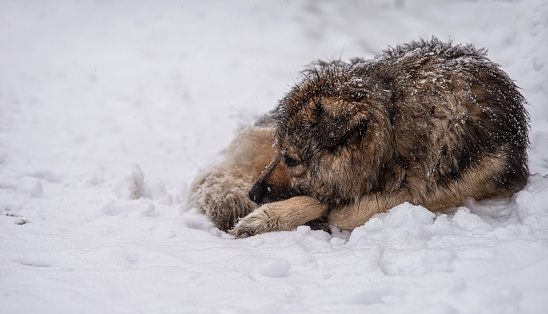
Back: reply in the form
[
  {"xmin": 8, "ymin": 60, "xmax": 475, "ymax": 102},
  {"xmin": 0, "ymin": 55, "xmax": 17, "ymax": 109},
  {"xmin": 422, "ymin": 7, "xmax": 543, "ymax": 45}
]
[{"xmin": 367, "ymin": 38, "xmax": 529, "ymax": 206}]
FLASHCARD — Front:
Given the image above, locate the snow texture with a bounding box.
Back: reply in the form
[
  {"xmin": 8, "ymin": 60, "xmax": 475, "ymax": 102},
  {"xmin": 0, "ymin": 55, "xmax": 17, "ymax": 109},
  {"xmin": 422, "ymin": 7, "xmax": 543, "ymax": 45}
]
[{"xmin": 1, "ymin": 1, "xmax": 547, "ymax": 313}]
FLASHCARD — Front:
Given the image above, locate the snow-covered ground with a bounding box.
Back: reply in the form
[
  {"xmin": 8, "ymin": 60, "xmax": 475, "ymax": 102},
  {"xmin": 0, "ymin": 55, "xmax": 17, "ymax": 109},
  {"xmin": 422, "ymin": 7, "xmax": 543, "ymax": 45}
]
[{"xmin": 1, "ymin": 0, "xmax": 547, "ymax": 313}]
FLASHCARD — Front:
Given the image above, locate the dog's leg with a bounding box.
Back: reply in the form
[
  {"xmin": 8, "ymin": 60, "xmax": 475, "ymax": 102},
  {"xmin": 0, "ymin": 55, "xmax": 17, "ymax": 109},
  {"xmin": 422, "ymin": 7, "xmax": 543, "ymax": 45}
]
[
  {"xmin": 230, "ymin": 196, "xmax": 327, "ymax": 238},
  {"xmin": 327, "ymin": 193, "xmax": 411, "ymax": 231},
  {"xmin": 327, "ymin": 186, "xmax": 471, "ymax": 231},
  {"xmin": 329, "ymin": 151, "xmax": 523, "ymax": 231},
  {"xmin": 188, "ymin": 126, "xmax": 276, "ymax": 231}
]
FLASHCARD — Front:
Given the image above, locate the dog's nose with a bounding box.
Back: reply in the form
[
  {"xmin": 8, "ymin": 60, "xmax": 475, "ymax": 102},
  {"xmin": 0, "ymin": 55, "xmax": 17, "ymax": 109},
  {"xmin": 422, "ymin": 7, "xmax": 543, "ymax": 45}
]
[{"xmin": 248, "ymin": 183, "xmax": 266, "ymax": 205}]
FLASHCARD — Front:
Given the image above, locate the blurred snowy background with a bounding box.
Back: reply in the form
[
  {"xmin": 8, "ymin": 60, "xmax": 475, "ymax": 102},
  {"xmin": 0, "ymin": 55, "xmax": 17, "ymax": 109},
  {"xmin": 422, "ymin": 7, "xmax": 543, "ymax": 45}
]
[{"xmin": 1, "ymin": 1, "xmax": 547, "ymax": 313}]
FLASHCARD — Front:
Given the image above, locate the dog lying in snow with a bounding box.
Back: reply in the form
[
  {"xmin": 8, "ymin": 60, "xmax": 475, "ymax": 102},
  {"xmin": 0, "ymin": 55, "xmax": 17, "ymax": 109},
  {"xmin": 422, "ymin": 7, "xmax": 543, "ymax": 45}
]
[{"xmin": 189, "ymin": 38, "xmax": 529, "ymax": 238}]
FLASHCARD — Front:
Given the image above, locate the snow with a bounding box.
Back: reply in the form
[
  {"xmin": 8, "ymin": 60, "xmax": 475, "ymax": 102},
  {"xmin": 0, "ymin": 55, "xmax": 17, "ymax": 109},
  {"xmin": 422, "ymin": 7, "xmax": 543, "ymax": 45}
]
[{"xmin": 1, "ymin": 0, "xmax": 547, "ymax": 313}]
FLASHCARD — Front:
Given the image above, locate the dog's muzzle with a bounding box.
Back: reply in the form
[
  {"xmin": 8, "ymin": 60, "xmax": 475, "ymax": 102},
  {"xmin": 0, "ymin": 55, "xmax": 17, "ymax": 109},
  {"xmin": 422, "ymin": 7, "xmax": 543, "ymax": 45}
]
[{"xmin": 248, "ymin": 183, "xmax": 267, "ymax": 205}]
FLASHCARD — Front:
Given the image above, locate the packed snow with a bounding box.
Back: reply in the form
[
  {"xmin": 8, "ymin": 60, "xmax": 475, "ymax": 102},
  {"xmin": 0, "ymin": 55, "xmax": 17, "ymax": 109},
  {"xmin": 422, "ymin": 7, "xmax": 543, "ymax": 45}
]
[{"xmin": 1, "ymin": 1, "xmax": 547, "ymax": 313}]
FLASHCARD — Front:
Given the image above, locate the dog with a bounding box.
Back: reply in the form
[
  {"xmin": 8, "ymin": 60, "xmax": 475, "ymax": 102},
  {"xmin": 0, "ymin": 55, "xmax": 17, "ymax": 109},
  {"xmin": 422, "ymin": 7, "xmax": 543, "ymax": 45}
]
[{"xmin": 189, "ymin": 38, "xmax": 529, "ymax": 238}]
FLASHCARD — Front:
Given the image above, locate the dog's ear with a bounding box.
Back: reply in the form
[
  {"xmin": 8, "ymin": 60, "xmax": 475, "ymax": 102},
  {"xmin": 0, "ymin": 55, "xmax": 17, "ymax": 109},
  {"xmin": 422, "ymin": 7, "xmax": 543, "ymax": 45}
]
[{"xmin": 316, "ymin": 102, "xmax": 367, "ymax": 148}]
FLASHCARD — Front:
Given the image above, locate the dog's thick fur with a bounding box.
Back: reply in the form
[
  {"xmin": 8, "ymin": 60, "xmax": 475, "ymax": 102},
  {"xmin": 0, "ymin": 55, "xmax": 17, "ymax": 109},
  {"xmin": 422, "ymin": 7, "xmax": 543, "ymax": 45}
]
[{"xmin": 189, "ymin": 38, "xmax": 529, "ymax": 238}]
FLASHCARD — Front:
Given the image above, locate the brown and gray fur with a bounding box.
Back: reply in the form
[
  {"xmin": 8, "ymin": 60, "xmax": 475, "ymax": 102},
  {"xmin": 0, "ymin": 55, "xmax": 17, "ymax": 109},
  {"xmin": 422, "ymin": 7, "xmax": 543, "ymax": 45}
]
[{"xmin": 189, "ymin": 38, "xmax": 529, "ymax": 238}]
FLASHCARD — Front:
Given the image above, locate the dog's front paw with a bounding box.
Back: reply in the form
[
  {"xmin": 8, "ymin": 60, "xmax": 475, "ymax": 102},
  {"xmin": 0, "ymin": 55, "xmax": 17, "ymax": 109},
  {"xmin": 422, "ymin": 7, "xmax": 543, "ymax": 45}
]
[
  {"xmin": 189, "ymin": 168, "xmax": 257, "ymax": 231},
  {"xmin": 229, "ymin": 225, "xmax": 253, "ymax": 239},
  {"xmin": 229, "ymin": 196, "xmax": 327, "ymax": 238},
  {"xmin": 229, "ymin": 206, "xmax": 277, "ymax": 238}
]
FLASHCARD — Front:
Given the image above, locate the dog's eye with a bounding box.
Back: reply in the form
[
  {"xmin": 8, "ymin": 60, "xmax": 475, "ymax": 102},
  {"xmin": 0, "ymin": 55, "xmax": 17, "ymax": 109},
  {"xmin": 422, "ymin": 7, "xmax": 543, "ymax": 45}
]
[{"xmin": 284, "ymin": 155, "xmax": 301, "ymax": 167}]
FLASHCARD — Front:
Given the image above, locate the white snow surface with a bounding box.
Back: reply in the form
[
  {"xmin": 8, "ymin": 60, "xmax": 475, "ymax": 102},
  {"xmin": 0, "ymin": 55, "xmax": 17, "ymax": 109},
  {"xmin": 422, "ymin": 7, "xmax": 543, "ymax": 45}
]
[{"xmin": 1, "ymin": 1, "xmax": 548, "ymax": 313}]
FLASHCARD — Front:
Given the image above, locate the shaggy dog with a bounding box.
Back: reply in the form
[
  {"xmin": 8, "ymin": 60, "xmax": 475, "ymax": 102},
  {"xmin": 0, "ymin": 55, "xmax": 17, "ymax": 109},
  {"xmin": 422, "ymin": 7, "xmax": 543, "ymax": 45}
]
[{"xmin": 189, "ymin": 38, "xmax": 529, "ymax": 238}]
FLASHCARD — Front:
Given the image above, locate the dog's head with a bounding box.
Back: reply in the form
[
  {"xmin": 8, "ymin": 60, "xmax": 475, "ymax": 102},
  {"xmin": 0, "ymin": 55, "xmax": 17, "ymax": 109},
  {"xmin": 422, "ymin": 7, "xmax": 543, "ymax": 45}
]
[{"xmin": 249, "ymin": 61, "xmax": 394, "ymax": 206}]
